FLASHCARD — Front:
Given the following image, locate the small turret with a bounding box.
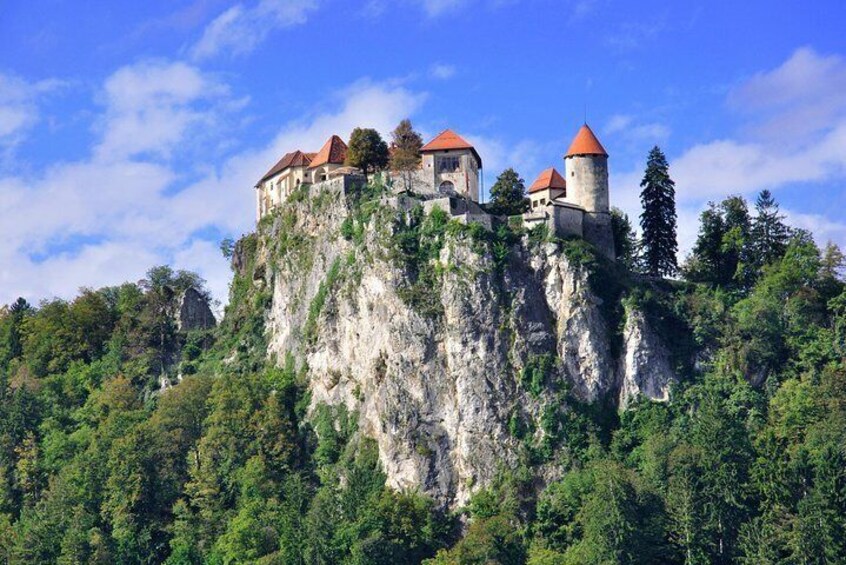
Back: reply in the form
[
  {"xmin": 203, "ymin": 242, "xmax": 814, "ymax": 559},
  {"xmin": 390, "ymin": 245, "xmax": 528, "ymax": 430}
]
[
  {"xmin": 563, "ymin": 124, "xmax": 609, "ymax": 214},
  {"xmin": 563, "ymin": 124, "xmax": 614, "ymax": 259}
]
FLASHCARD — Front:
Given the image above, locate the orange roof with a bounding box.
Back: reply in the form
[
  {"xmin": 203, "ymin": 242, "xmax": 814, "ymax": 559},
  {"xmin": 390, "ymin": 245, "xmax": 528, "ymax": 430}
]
[
  {"xmin": 565, "ymin": 124, "xmax": 608, "ymax": 158},
  {"xmin": 309, "ymin": 135, "xmax": 348, "ymax": 168},
  {"xmin": 421, "ymin": 129, "xmax": 482, "ymax": 167},
  {"xmin": 258, "ymin": 150, "xmax": 313, "ymax": 183},
  {"xmin": 529, "ymin": 167, "xmax": 567, "ymax": 194}
]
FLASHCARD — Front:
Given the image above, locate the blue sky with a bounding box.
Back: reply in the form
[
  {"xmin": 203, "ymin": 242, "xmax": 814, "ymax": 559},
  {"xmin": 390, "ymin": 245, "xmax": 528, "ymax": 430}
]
[{"xmin": 1, "ymin": 0, "xmax": 845, "ymax": 305}]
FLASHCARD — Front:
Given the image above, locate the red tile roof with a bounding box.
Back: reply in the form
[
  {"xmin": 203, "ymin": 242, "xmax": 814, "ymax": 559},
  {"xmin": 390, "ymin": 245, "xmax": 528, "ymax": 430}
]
[
  {"xmin": 529, "ymin": 167, "xmax": 567, "ymax": 194},
  {"xmin": 258, "ymin": 150, "xmax": 313, "ymax": 183},
  {"xmin": 421, "ymin": 129, "xmax": 482, "ymax": 167},
  {"xmin": 309, "ymin": 135, "xmax": 347, "ymax": 168},
  {"xmin": 565, "ymin": 124, "xmax": 608, "ymax": 158}
]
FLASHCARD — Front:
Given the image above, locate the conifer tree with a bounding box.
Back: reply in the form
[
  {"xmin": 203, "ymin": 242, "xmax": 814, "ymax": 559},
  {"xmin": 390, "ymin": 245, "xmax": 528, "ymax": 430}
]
[
  {"xmin": 389, "ymin": 119, "xmax": 423, "ymax": 190},
  {"xmin": 488, "ymin": 168, "xmax": 528, "ymax": 215},
  {"xmin": 639, "ymin": 146, "xmax": 678, "ymax": 277},
  {"xmin": 751, "ymin": 189, "xmax": 790, "ymax": 268},
  {"xmin": 345, "ymin": 128, "xmax": 389, "ymax": 177}
]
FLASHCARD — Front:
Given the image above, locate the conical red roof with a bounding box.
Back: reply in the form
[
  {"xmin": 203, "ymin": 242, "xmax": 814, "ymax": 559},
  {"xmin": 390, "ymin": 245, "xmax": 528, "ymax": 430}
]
[
  {"xmin": 309, "ymin": 135, "xmax": 348, "ymax": 168},
  {"xmin": 565, "ymin": 124, "xmax": 608, "ymax": 157},
  {"xmin": 529, "ymin": 167, "xmax": 567, "ymax": 194}
]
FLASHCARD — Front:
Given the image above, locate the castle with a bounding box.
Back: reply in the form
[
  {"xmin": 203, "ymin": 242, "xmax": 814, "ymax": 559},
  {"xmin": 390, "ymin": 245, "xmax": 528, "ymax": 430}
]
[{"xmin": 255, "ymin": 124, "xmax": 614, "ymax": 258}]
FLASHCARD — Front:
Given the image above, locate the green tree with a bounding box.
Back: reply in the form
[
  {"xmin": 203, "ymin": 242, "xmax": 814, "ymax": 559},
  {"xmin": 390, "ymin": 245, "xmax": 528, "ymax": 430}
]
[
  {"xmin": 389, "ymin": 119, "xmax": 424, "ymax": 189},
  {"xmin": 488, "ymin": 168, "xmax": 528, "ymax": 215},
  {"xmin": 611, "ymin": 207, "xmax": 638, "ymax": 270},
  {"xmin": 751, "ymin": 189, "xmax": 790, "ymax": 268},
  {"xmin": 0, "ymin": 298, "xmax": 31, "ymax": 369},
  {"xmin": 684, "ymin": 196, "xmax": 755, "ymax": 289},
  {"xmin": 639, "ymin": 146, "xmax": 678, "ymax": 277},
  {"xmin": 346, "ymin": 127, "xmax": 390, "ymax": 176}
]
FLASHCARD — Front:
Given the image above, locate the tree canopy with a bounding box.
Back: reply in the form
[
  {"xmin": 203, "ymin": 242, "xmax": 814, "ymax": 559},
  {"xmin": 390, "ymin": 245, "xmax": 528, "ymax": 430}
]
[
  {"xmin": 488, "ymin": 168, "xmax": 529, "ymax": 215},
  {"xmin": 346, "ymin": 127, "xmax": 390, "ymax": 176}
]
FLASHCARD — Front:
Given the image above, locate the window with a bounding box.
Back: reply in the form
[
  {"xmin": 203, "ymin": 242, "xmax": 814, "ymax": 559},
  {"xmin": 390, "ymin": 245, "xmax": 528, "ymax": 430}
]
[
  {"xmin": 438, "ymin": 181, "xmax": 456, "ymax": 195},
  {"xmin": 540, "ymin": 199, "xmax": 546, "ymax": 205},
  {"xmin": 437, "ymin": 156, "xmax": 460, "ymax": 173}
]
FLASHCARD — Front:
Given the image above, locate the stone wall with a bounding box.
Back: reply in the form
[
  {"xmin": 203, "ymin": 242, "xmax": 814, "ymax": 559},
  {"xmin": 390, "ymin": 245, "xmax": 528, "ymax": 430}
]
[
  {"xmin": 564, "ymin": 154, "xmax": 609, "ymax": 213},
  {"xmin": 550, "ymin": 203, "xmax": 585, "ymax": 239},
  {"xmin": 583, "ymin": 212, "xmax": 615, "ymax": 260}
]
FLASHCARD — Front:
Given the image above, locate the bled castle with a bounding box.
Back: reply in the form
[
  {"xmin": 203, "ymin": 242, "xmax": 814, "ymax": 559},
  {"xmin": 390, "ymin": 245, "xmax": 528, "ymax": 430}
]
[{"xmin": 255, "ymin": 124, "xmax": 615, "ymax": 258}]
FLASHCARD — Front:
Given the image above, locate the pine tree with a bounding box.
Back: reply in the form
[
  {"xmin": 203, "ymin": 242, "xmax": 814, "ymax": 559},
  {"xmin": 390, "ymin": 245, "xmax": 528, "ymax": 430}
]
[
  {"xmin": 389, "ymin": 119, "xmax": 423, "ymax": 191},
  {"xmin": 751, "ymin": 190, "xmax": 790, "ymax": 268},
  {"xmin": 345, "ymin": 128, "xmax": 389, "ymax": 177},
  {"xmin": 639, "ymin": 146, "xmax": 678, "ymax": 277},
  {"xmin": 488, "ymin": 168, "xmax": 528, "ymax": 215}
]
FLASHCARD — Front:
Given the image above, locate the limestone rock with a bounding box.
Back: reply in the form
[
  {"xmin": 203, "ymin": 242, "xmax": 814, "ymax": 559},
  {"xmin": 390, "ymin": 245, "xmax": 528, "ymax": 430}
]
[
  {"xmin": 619, "ymin": 309, "xmax": 676, "ymax": 407},
  {"xmin": 256, "ymin": 187, "xmax": 678, "ymax": 507},
  {"xmin": 178, "ymin": 287, "xmax": 216, "ymax": 331}
]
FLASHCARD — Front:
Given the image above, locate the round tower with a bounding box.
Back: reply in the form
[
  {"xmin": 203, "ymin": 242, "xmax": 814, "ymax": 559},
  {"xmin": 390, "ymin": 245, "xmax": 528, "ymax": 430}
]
[{"xmin": 563, "ymin": 123, "xmax": 609, "ymax": 213}]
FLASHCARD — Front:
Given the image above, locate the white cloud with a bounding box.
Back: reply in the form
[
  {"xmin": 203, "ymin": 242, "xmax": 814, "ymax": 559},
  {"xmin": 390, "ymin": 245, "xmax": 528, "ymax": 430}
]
[
  {"xmin": 785, "ymin": 209, "xmax": 846, "ymax": 252},
  {"xmin": 0, "ymin": 74, "xmax": 62, "ymax": 146},
  {"xmin": 95, "ymin": 61, "xmax": 231, "ymax": 161},
  {"xmin": 430, "ymin": 64, "xmax": 457, "ymax": 80},
  {"xmin": 418, "ymin": 0, "xmax": 467, "ymax": 17},
  {"xmin": 0, "ymin": 73, "xmax": 425, "ymax": 306},
  {"xmin": 605, "ymin": 113, "xmax": 670, "ymax": 146},
  {"xmin": 729, "ymin": 47, "xmax": 846, "ymax": 143},
  {"xmin": 664, "ymin": 48, "xmax": 846, "ymax": 230},
  {"xmin": 190, "ymin": 0, "xmax": 318, "ymax": 60}
]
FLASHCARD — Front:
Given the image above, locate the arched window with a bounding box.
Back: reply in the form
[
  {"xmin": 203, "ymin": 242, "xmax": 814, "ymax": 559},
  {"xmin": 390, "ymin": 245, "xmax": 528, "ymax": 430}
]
[{"xmin": 438, "ymin": 181, "xmax": 456, "ymax": 195}]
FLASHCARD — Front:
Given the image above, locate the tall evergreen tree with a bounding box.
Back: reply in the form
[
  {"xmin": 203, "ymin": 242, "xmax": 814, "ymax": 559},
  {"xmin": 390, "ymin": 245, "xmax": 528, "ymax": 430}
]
[
  {"xmin": 751, "ymin": 190, "xmax": 790, "ymax": 268},
  {"xmin": 488, "ymin": 168, "xmax": 528, "ymax": 215},
  {"xmin": 639, "ymin": 146, "xmax": 678, "ymax": 277}
]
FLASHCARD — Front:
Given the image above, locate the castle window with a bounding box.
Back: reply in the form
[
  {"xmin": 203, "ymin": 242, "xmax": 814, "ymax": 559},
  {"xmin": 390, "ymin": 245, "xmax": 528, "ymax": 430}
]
[
  {"xmin": 438, "ymin": 181, "xmax": 456, "ymax": 195},
  {"xmin": 437, "ymin": 156, "xmax": 460, "ymax": 173}
]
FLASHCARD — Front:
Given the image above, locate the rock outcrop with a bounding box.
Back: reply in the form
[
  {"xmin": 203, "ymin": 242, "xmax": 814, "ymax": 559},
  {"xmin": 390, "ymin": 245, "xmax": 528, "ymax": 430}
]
[
  {"xmin": 178, "ymin": 287, "xmax": 216, "ymax": 331},
  {"xmin": 249, "ymin": 182, "xmax": 678, "ymax": 507}
]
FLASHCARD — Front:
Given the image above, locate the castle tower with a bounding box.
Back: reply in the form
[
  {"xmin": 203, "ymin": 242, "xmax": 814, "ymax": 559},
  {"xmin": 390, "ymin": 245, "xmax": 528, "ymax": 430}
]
[
  {"xmin": 563, "ymin": 124, "xmax": 615, "ymax": 259},
  {"xmin": 563, "ymin": 123, "xmax": 609, "ymax": 213}
]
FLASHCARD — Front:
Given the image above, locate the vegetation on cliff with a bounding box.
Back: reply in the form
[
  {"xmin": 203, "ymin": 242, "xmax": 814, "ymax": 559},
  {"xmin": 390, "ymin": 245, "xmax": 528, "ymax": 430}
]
[{"xmin": 0, "ymin": 183, "xmax": 844, "ymax": 564}]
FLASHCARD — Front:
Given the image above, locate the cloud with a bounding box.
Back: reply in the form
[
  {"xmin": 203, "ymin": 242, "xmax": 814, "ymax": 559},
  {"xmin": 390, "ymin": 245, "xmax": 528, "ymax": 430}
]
[
  {"xmin": 785, "ymin": 209, "xmax": 846, "ymax": 251},
  {"xmin": 605, "ymin": 114, "xmax": 670, "ymax": 146},
  {"xmin": 668, "ymin": 48, "xmax": 846, "ymax": 203},
  {"xmin": 418, "ymin": 0, "xmax": 467, "ymax": 17},
  {"xmin": 95, "ymin": 60, "xmax": 232, "ymax": 161},
  {"xmin": 728, "ymin": 47, "xmax": 846, "ymax": 143},
  {"xmin": 0, "ymin": 74, "xmax": 63, "ymax": 146},
  {"xmin": 0, "ymin": 72, "xmax": 425, "ymax": 306},
  {"xmin": 190, "ymin": 0, "xmax": 318, "ymax": 60},
  {"xmin": 430, "ymin": 64, "xmax": 457, "ymax": 80}
]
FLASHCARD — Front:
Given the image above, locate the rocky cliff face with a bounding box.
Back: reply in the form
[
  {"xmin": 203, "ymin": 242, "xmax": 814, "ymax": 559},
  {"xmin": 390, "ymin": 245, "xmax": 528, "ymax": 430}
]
[{"xmin": 246, "ymin": 181, "xmax": 677, "ymax": 507}]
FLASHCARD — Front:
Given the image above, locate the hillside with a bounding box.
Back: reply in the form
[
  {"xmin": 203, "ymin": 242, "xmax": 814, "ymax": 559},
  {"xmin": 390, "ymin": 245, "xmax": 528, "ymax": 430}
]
[{"xmin": 0, "ymin": 178, "xmax": 844, "ymax": 563}]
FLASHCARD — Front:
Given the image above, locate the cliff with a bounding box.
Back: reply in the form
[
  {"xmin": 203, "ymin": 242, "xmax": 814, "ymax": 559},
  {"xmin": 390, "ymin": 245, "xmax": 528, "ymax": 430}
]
[{"xmin": 236, "ymin": 178, "xmax": 678, "ymax": 507}]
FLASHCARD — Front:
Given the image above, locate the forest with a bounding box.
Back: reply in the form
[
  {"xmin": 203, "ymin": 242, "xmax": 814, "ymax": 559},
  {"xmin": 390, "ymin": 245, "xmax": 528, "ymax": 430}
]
[{"xmin": 0, "ymin": 185, "xmax": 845, "ymax": 564}]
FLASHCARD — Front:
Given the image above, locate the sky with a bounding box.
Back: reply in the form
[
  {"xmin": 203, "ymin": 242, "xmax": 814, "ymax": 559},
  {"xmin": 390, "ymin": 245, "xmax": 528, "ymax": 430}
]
[{"xmin": 1, "ymin": 0, "xmax": 845, "ymax": 307}]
